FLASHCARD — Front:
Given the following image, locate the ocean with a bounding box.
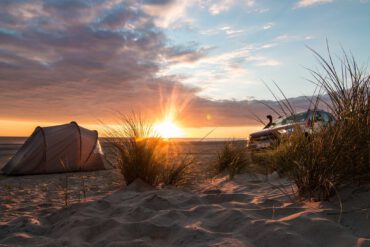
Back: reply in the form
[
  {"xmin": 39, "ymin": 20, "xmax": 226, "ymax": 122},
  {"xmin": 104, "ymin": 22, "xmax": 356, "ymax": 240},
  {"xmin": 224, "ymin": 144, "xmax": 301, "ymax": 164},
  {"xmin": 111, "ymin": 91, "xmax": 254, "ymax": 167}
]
[
  {"xmin": 0, "ymin": 137, "xmax": 247, "ymax": 169},
  {"xmin": 0, "ymin": 137, "xmax": 26, "ymax": 169}
]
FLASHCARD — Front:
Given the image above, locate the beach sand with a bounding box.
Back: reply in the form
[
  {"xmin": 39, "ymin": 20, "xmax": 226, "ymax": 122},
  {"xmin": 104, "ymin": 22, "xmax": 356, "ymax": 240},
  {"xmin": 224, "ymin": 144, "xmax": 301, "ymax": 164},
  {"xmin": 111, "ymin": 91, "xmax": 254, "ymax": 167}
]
[
  {"xmin": 0, "ymin": 141, "xmax": 228, "ymax": 225},
  {"xmin": 1, "ymin": 141, "xmax": 370, "ymax": 246}
]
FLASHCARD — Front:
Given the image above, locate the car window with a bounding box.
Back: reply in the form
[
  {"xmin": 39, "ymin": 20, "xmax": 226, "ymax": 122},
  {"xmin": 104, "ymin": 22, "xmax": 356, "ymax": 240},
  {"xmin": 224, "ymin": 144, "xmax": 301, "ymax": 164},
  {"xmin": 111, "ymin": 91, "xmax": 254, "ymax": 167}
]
[
  {"xmin": 269, "ymin": 112, "xmax": 307, "ymax": 128},
  {"xmin": 268, "ymin": 110, "xmax": 333, "ymax": 128},
  {"xmin": 314, "ymin": 111, "xmax": 324, "ymax": 122},
  {"xmin": 319, "ymin": 111, "xmax": 330, "ymax": 123},
  {"xmin": 282, "ymin": 112, "xmax": 307, "ymax": 125},
  {"xmin": 269, "ymin": 117, "xmax": 283, "ymax": 128}
]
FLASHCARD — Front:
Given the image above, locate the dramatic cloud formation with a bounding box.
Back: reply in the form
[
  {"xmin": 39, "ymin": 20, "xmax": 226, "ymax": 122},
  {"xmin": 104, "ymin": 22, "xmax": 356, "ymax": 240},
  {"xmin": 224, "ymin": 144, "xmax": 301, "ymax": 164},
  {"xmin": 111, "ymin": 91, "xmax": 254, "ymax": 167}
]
[
  {"xmin": 179, "ymin": 95, "xmax": 317, "ymax": 127},
  {"xmin": 294, "ymin": 0, "xmax": 333, "ymax": 8},
  {"xmin": 208, "ymin": 0, "xmax": 235, "ymax": 15},
  {"xmin": 1, "ymin": 0, "xmax": 367, "ymax": 135},
  {"xmin": 0, "ymin": 0, "xmax": 203, "ymax": 124},
  {"xmin": 0, "ymin": 0, "xmax": 282, "ymax": 128},
  {"xmin": 141, "ymin": 0, "xmax": 185, "ymax": 27}
]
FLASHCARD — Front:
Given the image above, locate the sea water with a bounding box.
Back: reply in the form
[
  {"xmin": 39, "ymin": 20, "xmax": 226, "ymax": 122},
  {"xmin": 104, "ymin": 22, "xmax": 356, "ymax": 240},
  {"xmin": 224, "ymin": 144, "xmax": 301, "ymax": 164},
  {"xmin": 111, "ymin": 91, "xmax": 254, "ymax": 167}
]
[{"xmin": 0, "ymin": 137, "xmax": 246, "ymax": 169}]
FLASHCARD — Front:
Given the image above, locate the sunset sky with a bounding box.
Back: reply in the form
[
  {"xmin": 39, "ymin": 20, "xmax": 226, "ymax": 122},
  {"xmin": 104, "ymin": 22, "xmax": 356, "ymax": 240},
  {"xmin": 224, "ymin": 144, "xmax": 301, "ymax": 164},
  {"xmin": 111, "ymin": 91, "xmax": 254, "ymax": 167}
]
[{"xmin": 0, "ymin": 0, "xmax": 369, "ymax": 137}]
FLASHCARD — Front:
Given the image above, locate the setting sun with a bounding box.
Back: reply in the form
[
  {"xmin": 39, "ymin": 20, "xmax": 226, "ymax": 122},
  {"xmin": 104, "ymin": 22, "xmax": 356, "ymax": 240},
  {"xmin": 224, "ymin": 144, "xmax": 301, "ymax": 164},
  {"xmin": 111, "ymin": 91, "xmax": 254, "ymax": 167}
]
[{"xmin": 154, "ymin": 118, "xmax": 183, "ymax": 138}]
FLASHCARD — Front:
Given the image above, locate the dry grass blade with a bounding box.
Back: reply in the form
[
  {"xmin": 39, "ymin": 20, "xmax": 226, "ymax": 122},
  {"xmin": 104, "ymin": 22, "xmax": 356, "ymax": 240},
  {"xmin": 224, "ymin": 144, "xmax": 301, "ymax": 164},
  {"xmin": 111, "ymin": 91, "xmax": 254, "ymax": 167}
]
[
  {"xmin": 262, "ymin": 80, "xmax": 289, "ymax": 116},
  {"xmin": 162, "ymin": 154, "xmax": 195, "ymax": 186},
  {"xmin": 104, "ymin": 112, "xmax": 196, "ymax": 187},
  {"xmin": 104, "ymin": 113, "xmax": 163, "ymax": 186},
  {"xmin": 215, "ymin": 141, "xmax": 251, "ymax": 180}
]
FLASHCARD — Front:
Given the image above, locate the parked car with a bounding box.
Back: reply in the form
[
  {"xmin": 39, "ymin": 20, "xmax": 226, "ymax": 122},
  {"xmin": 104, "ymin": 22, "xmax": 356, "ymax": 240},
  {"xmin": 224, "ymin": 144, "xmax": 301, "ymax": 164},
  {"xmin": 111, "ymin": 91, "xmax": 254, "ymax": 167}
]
[{"xmin": 247, "ymin": 109, "xmax": 335, "ymax": 150}]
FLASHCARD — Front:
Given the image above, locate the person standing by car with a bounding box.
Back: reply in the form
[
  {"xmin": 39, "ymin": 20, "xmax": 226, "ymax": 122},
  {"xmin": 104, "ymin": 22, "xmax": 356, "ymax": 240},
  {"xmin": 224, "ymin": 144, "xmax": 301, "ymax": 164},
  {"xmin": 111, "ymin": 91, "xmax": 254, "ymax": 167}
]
[{"xmin": 264, "ymin": 115, "xmax": 273, "ymax": 129}]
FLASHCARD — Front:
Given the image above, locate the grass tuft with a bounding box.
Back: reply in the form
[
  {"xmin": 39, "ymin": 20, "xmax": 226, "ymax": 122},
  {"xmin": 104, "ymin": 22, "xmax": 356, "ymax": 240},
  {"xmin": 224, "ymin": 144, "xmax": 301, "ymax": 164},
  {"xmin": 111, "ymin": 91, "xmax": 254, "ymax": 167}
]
[
  {"xmin": 161, "ymin": 154, "xmax": 194, "ymax": 186},
  {"xmin": 105, "ymin": 113, "xmax": 195, "ymax": 187},
  {"xmin": 215, "ymin": 141, "xmax": 250, "ymax": 180}
]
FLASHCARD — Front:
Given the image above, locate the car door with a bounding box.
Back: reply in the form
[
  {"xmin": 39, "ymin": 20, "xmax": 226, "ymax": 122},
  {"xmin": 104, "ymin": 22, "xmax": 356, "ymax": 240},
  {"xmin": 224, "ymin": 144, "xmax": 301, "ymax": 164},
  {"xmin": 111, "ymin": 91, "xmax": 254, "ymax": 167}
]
[
  {"xmin": 306, "ymin": 110, "xmax": 325, "ymax": 131},
  {"xmin": 313, "ymin": 110, "xmax": 334, "ymax": 130}
]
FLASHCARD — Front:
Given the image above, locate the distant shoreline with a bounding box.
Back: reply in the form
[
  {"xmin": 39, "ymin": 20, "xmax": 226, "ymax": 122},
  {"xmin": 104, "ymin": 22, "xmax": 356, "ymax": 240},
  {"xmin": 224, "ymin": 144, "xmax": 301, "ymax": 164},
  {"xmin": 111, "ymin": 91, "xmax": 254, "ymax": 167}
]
[{"xmin": 0, "ymin": 137, "xmax": 247, "ymax": 145}]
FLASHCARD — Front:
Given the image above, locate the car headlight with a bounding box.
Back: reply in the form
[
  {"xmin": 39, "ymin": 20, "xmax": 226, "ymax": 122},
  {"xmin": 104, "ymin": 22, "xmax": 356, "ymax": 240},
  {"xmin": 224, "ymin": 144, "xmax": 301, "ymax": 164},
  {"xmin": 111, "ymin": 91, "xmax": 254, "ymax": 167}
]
[
  {"xmin": 278, "ymin": 128, "xmax": 295, "ymax": 134},
  {"xmin": 277, "ymin": 129, "xmax": 287, "ymax": 134}
]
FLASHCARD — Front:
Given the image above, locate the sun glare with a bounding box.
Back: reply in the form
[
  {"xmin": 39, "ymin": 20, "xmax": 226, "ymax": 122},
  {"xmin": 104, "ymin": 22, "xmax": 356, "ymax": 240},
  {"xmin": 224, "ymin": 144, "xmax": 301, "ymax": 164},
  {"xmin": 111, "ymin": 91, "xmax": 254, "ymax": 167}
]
[{"xmin": 154, "ymin": 118, "xmax": 183, "ymax": 138}]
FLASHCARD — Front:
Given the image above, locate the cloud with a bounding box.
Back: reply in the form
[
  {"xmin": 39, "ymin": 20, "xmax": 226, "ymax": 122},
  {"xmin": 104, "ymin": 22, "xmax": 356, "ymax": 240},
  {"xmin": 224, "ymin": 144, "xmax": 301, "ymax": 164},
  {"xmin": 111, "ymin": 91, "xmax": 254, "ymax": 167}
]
[
  {"xmin": 142, "ymin": 0, "xmax": 173, "ymax": 4},
  {"xmin": 142, "ymin": 0, "xmax": 192, "ymax": 27},
  {"xmin": 294, "ymin": 0, "xmax": 334, "ymax": 8},
  {"xmin": 199, "ymin": 26, "xmax": 245, "ymax": 37},
  {"xmin": 163, "ymin": 46, "xmax": 207, "ymax": 64},
  {"xmin": 255, "ymin": 59, "xmax": 281, "ymax": 66},
  {"xmin": 244, "ymin": 0, "xmax": 255, "ymax": 7},
  {"xmin": 0, "ymin": 0, "xmax": 206, "ymax": 124},
  {"xmin": 208, "ymin": 0, "xmax": 235, "ymax": 15},
  {"xmin": 263, "ymin": 22, "xmax": 274, "ymax": 30},
  {"xmin": 201, "ymin": 0, "xmax": 265, "ymax": 16},
  {"xmin": 0, "ymin": 0, "xmax": 325, "ymax": 130},
  {"xmin": 179, "ymin": 95, "xmax": 318, "ymax": 127},
  {"xmin": 274, "ymin": 34, "xmax": 315, "ymax": 42},
  {"xmin": 158, "ymin": 43, "xmax": 282, "ymax": 103},
  {"xmin": 0, "ymin": 0, "xmax": 285, "ymax": 128},
  {"xmin": 166, "ymin": 44, "xmax": 281, "ymax": 71}
]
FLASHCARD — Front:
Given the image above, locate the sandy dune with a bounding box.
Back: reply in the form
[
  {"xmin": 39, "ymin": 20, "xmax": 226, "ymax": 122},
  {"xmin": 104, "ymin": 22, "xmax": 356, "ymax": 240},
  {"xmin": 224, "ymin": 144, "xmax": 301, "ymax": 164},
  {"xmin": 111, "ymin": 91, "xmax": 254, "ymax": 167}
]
[
  {"xmin": 0, "ymin": 170, "xmax": 124, "ymax": 224},
  {"xmin": 1, "ymin": 141, "xmax": 369, "ymax": 246},
  {"xmin": 1, "ymin": 173, "xmax": 370, "ymax": 247}
]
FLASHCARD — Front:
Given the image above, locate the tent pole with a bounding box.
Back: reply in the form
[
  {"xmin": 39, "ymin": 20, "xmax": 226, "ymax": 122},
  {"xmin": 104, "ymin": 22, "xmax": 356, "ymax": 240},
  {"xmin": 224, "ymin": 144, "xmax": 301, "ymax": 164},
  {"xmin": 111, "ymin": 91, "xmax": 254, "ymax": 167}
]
[
  {"xmin": 37, "ymin": 127, "xmax": 47, "ymax": 173},
  {"xmin": 70, "ymin": 121, "xmax": 82, "ymax": 164}
]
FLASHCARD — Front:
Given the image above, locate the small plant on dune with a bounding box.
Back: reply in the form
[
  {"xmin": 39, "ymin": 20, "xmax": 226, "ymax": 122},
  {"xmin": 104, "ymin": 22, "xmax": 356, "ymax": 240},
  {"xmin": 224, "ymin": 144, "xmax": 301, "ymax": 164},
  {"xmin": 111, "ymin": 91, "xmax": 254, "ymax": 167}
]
[
  {"xmin": 215, "ymin": 141, "xmax": 250, "ymax": 179},
  {"xmin": 106, "ymin": 113, "xmax": 195, "ymax": 187},
  {"xmin": 216, "ymin": 142, "xmax": 234, "ymax": 173},
  {"xmin": 106, "ymin": 113, "xmax": 164, "ymax": 186},
  {"xmin": 272, "ymin": 127, "xmax": 346, "ymax": 199},
  {"xmin": 161, "ymin": 154, "xmax": 194, "ymax": 186}
]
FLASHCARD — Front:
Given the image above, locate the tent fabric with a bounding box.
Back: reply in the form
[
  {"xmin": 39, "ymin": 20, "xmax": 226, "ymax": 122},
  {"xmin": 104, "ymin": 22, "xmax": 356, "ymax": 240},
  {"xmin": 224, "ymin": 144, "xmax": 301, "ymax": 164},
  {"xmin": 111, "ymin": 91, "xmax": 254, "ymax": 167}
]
[{"xmin": 2, "ymin": 122, "xmax": 106, "ymax": 175}]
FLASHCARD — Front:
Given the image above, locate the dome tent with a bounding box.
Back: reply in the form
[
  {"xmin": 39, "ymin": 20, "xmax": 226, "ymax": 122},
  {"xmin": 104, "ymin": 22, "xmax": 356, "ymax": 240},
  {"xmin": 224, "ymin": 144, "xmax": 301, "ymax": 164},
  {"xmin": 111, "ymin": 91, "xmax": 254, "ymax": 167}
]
[{"xmin": 2, "ymin": 122, "xmax": 106, "ymax": 175}]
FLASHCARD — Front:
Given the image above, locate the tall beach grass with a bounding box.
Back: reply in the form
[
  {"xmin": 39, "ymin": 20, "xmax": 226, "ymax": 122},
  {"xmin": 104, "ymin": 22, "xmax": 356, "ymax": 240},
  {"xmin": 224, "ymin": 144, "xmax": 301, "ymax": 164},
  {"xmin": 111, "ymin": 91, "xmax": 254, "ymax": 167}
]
[
  {"xmin": 256, "ymin": 46, "xmax": 369, "ymax": 200},
  {"xmin": 105, "ymin": 113, "xmax": 194, "ymax": 187}
]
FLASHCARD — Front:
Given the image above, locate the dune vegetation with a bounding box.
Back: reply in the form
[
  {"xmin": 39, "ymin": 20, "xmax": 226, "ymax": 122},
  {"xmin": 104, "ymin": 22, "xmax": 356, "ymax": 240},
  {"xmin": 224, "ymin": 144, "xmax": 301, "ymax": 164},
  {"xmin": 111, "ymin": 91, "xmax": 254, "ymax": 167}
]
[
  {"xmin": 102, "ymin": 47, "xmax": 369, "ymax": 202},
  {"xmin": 105, "ymin": 113, "xmax": 194, "ymax": 187},
  {"xmin": 250, "ymin": 46, "xmax": 369, "ymax": 200},
  {"xmin": 214, "ymin": 141, "xmax": 251, "ymax": 179}
]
